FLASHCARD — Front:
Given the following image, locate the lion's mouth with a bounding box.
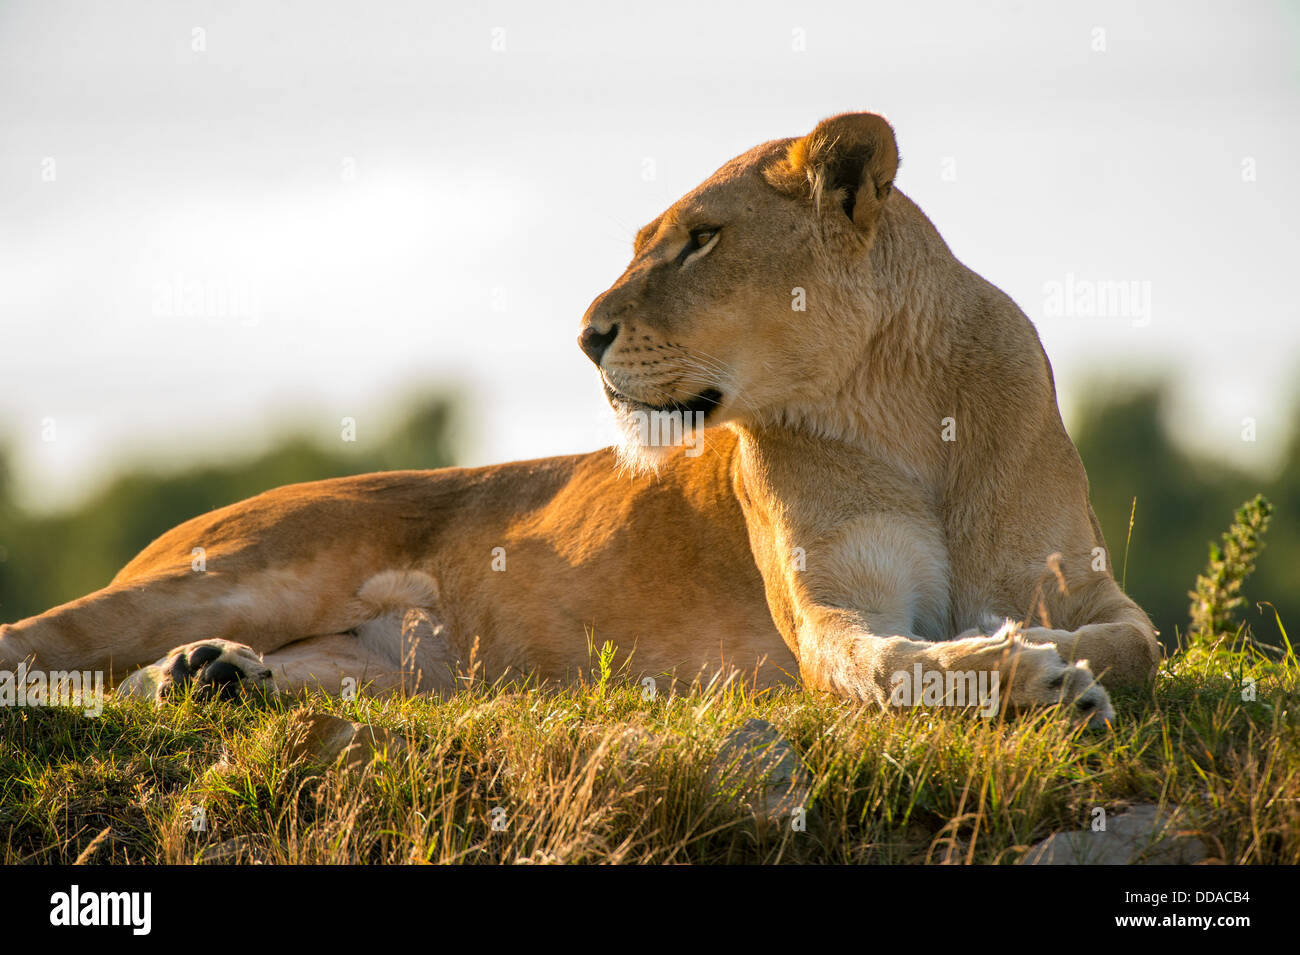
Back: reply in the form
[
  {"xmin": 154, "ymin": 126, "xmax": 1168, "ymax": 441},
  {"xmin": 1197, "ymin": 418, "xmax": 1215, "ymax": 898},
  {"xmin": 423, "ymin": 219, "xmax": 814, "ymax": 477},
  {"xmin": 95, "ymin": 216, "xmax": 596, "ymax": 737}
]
[{"xmin": 602, "ymin": 382, "xmax": 724, "ymax": 421}]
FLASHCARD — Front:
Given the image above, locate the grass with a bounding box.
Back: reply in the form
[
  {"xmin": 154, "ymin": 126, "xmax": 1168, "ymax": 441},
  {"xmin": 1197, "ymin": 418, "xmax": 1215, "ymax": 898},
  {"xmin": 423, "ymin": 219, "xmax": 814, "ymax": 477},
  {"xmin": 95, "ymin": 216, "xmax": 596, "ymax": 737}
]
[
  {"xmin": 1, "ymin": 623, "xmax": 1298, "ymax": 865},
  {"xmin": 2, "ymin": 496, "xmax": 1297, "ymax": 865}
]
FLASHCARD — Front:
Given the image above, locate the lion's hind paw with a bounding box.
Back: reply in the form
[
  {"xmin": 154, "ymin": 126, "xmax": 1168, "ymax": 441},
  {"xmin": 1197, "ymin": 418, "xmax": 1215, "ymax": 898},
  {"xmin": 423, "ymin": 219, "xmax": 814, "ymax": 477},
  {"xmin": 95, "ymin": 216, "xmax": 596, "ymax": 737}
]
[{"xmin": 117, "ymin": 639, "xmax": 273, "ymax": 703}]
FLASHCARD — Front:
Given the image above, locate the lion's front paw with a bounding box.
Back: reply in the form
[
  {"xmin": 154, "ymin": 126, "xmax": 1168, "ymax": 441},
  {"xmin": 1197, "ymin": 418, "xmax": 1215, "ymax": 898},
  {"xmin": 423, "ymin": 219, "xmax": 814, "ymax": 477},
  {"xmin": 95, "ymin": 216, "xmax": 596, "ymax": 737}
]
[
  {"xmin": 995, "ymin": 635, "xmax": 1114, "ymax": 729},
  {"xmin": 117, "ymin": 639, "xmax": 273, "ymax": 703}
]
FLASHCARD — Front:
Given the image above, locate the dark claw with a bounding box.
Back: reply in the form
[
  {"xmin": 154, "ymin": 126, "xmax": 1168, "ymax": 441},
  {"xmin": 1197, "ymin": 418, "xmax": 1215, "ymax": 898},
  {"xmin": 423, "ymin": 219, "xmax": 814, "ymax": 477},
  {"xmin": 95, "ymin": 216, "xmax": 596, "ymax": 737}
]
[
  {"xmin": 167, "ymin": 654, "xmax": 192, "ymax": 688},
  {"xmin": 187, "ymin": 644, "xmax": 224, "ymax": 669},
  {"xmin": 194, "ymin": 659, "xmax": 248, "ymax": 700}
]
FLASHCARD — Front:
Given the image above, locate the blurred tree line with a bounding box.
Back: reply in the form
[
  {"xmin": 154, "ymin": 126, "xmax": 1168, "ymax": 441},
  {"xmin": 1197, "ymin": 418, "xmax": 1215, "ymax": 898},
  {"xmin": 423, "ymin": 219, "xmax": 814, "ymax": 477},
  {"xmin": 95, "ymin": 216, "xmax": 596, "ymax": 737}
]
[
  {"xmin": 0, "ymin": 397, "xmax": 458, "ymax": 623},
  {"xmin": 1072, "ymin": 387, "xmax": 1296, "ymax": 648},
  {"xmin": 0, "ymin": 386, "xmax": 1294, "ymax": 648}
]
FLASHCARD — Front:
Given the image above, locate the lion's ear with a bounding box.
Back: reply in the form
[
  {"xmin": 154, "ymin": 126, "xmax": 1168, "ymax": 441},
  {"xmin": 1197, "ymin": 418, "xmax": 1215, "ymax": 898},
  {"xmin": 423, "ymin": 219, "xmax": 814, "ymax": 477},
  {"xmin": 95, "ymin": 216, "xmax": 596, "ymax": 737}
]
[{"xmin": 765, "ymin": 112, "xmax": 899, "ymax": 233}]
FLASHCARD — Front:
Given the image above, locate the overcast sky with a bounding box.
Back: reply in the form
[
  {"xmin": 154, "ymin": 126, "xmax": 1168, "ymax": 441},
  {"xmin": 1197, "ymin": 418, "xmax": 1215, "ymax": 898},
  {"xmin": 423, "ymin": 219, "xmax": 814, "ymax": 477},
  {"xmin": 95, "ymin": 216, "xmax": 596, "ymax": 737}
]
[{"xmin": 1, "ymin": 0, "xmax": 1296, "ymax": 511}]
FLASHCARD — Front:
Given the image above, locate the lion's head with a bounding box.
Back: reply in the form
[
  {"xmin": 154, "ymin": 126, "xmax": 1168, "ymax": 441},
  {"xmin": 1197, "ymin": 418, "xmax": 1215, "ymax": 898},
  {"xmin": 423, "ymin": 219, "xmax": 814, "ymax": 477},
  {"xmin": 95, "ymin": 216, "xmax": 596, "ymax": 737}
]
[{"xmin": 579, "ymin": 112, "xmax": 901, "ymax": 470}]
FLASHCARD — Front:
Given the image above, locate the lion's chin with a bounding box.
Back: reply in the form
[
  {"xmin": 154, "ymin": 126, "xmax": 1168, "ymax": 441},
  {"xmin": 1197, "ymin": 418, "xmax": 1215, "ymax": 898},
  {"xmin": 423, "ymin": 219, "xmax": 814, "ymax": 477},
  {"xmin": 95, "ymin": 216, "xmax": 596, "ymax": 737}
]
[
  {"xmin": 613, "ymin": 432, "xmax": 676, "ymax": 476},
  {"xmin": 610, "ymin": 405, "xmax": 716, "ymax": 476}
]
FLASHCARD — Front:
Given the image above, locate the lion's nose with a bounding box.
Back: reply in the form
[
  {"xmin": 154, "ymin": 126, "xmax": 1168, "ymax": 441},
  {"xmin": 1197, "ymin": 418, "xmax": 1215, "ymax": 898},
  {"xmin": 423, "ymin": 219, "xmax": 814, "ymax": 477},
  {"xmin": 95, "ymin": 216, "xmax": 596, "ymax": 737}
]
[{"xmin": 578, "ymin": 323, "xmax": 619, "ymax": 366}]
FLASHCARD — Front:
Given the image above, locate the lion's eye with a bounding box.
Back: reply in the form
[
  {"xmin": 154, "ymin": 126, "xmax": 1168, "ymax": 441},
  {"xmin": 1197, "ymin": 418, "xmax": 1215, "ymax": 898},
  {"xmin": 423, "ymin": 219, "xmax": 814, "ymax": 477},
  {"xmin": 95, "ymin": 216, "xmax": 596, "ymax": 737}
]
[
  {"xmin": 677, "ymin": 227, "xmax": 720, "ymax": 266},
  {"xmin": 689, "ymin": 227, "xmax": 718, "ymax": 250}
]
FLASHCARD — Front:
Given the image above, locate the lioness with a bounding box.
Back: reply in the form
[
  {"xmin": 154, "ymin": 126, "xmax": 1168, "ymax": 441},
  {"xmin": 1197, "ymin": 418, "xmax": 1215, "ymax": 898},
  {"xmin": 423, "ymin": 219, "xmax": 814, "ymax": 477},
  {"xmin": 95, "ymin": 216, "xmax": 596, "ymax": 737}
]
[{"xmin": 0, "ymin": 113, "xmax": 1158, "ymax": 725}]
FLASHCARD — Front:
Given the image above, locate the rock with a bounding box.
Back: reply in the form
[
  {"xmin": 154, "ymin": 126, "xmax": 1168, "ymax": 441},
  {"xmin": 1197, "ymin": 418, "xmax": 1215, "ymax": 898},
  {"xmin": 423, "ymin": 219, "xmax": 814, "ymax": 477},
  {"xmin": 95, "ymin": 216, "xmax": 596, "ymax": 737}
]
[
  {"xmin": 198, "ymin": 834, "xmax": 270, "ymax": 864},
  {"xmin": 707, "ymin": 718, "xmax": 814, "ymax": 830},
  {"xmin": 284, "ymin": 712, "xmax": 407, "ymax": 772},
  {"xmin": 1023, "ymin": 803, "xmax": 1211, "ymax": 865},
  {"xmin": 513, "ymin": 849, "xmax": 561, "ymax": 865}
]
